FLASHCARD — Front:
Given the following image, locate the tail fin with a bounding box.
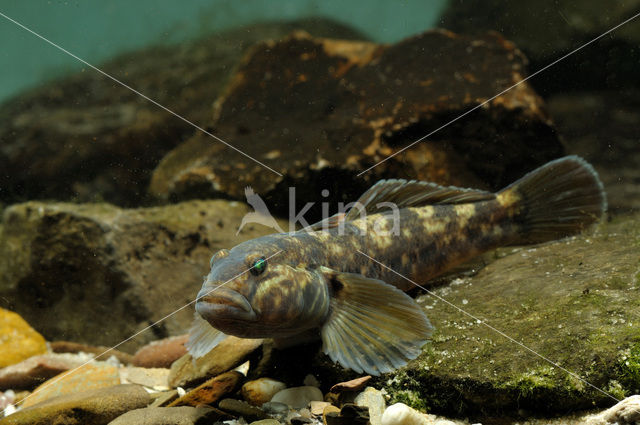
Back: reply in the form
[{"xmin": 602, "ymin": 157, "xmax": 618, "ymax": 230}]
[{"xmin": 499, "ymin": 155, "xmax": 607, "ymax": 244}]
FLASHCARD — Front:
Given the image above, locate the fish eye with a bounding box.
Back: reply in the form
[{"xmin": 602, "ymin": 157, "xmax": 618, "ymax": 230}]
[{"xmin": 250, "ymin": 256, "xmax": 267, "ymax": 276}]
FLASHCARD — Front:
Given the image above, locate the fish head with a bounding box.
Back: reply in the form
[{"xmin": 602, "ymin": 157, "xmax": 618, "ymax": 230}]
[{"xmin": 195, "ymin": 237, "xmax": 330, "ymax": 338}]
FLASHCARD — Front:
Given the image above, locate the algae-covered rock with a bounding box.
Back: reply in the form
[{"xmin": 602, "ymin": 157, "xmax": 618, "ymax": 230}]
[
  {"xmin": 0, "ymin": 308, "xmax": 47, "ymax": 368},
  {"xmin": 382, "ymin": 214, "xmax": 640, "ymax": 415},
  {"xmin": 0, "ymin": 200, "xmax": 286, "ymax": 351}
]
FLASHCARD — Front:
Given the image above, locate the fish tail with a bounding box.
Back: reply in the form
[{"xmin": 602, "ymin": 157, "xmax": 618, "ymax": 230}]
[{"xmin": 498, "ymin": 155, "xmax": 607, "ymax": 244}]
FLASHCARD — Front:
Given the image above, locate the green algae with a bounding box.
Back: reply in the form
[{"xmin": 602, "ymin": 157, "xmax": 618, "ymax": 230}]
[{"xmin": 379, "ymin": 214, "xmax": 640, "ymax": 416}]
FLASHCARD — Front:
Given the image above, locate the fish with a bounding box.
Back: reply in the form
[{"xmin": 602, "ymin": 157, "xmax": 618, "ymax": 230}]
[{"xmin": 187, "ymin": 155, "xmax": 606, "ymax": 375}]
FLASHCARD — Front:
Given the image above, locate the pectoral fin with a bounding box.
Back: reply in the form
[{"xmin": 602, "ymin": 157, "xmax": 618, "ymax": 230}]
[
  {"xmin": 185, "ymin": 312, "xmax": 228, "ymax": 358},
  {"xmin": 319, "ymin": 267, "xmax": 433, "ymax": 375}
]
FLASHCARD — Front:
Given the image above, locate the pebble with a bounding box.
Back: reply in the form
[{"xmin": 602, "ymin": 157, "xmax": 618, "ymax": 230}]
[
  {"xmin": 218, "ymin": 398, "xmax": 270, "ymax": 421},
  {"xmin": 310, "ymin": 400, "xmax": 331, "ymax": 416},
  {"xmin": 168, "ymin": 370, "xmax": 243, "ymax": 407},
  {"xmin": 241, "ymin": 377, "xmax": 287, "ymax": 406},
  {"xmin": 330, "ymin": 376, "xmax": 371, "ymax": 393},
  {"xmin": 149, "ymin": 389, "xmax": 179, "ymax": 407},
  {"xmin": 0, "ymin": 308, "xmax": 47, "ymax": 368},
  {"xmin": 0, "ymin": 353, "xmax": 93, "ymax": 391},
  {"xmin": 22, "ymin": 362, "xmax": 121, "ymax": 408},
  {"xmin": 381, "ymin": 403, "xmax": 430, "ymax": 425},
  {"xmin": 1, "ymin": 384, "xmax": 150, "ymax": 425},
  {"xmin": 261, "ymin": 401, "xmax": 290, "ymax": 415},
  {"xmin": 354, "ymin": 387, "xmax": 386, "ymax": 425},
  {"xmin": 50, "ymin": 340, "xmax": 134, "ymax": 365},
  {"xmin": 131, "ymin": 334, "xmax": 188, "ymax": 368},
  {"xmin": 118, "ymin": 366, "xmax": 170, "ymax": 389},
  {"xmin": 270, "ymin": 386, "xmax": 324, "ymax": 409},
  {"xmin": 108, "ymin": 405, "xmax": 229, "ymax": 425},
  {"xmin": 249, "ymin": 420, "xmax": 283, "ymax": 425},
  {"xmin": 168, "ymin": 336, "xmax": 262, "ymax": 388}
]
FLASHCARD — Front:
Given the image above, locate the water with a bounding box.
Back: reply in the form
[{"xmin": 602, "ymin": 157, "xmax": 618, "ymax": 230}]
[{"xmin": 1, "ymin": 1, "xmax": 639, "ymax": 422}]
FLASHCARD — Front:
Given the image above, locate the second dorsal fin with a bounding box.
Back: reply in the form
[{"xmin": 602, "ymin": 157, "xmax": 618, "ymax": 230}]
[{"xmin": 345, "ymin": 179, "xmax": 495, "ymax": 220}]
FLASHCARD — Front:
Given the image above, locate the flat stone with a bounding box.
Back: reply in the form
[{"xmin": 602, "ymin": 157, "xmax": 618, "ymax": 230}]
[
  {"xmin": 0, "ymin": 201, "xmax": 281, "ymax": 353},
  {"xmin": 118, "ymin": 367, "xmax": 169, "ymax": 389},
  {"xmin": 132, "ymin": 335, "xmax": 188, "ymax": 369},
  {"xmin": 241, "ymin": 377, "xmax": 287, "ymax": 406},
  {"xmin": 22, "ymin": 363, "xmax": 120, "ymax": 408},
  {"xmin": 310, "ymin": 401, "xmax": 332, "ymax": 416},
  {"xmin": 1, "ymin": 384, "xmax": 150, "ymax": 425},
  {"xmin": 150, "ymin": 30, "xmax": 562, "ymax": 219},
  {"xmin": 107, "ymin": 406, "xmax": 228, "ymax": 425},
  {"xmin": 148, "ymin": 389, "xmax": 178, "ymax": 408},
  {"xmin": 330, "ymin": 376, "xmax": 371, "ymax": 393},
  {"xmin": 380, "ymin": 214, "xmax": 640, "ymax": 415},
  {"xmin": 0, "ymin": 308, "xmax": 46, "ymax": 368},
  {"xmin": 168, "ymin": 371, "xmax": 243, "ymax": 407},
  {"xmin": 169, "ymin": 336, "xmax": 262, "ymax": 388},
  {"xmin": 50, "ymin": 341, "xmax": 134, "ymax": 365},
  {"xmin": 0, "ymin": 353, "xmax": 93, "ymax": 391},
  {"xmin": 271, "ymin": 386, "xmax": 324, "ymax": 409},
  {"xmin": 218, "ymin": 398, "xmax": 269, "ymax": 422},
  {"xmin": 354, "ymin": 387, "xmax": 386, "ymax": 425}
]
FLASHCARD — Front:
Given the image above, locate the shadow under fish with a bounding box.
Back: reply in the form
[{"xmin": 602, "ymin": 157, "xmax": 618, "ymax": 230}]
[{"xmin": 187, "ymin": 156, "xmax": 607, "ymax": 376}]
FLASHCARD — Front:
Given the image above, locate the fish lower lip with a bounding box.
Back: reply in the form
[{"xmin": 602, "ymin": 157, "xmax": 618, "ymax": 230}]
[{"xmin": 196, "ymin": 288, "xmax": 252, "ymax": 313}]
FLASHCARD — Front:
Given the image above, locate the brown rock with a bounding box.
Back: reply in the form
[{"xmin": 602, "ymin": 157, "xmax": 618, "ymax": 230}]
[
  {"xmin": 132, "ymin": 335, "xmax": 188, "ymax": 368},
  {"xmin": 168, "ymin": 371, "xmax": 243, "ymax": 407},
  {"xmin": 0, "ymin": 201, "xmax": 283, "ymax": 352},
  {"xmin": 168, "ymin": 336, "xmax": 262, "ymax": 388},
  {"xmin": 0, "ymin": 353, "xmax": 92, "ymax": 391},
  {"xmin": 22, "ymin": 363, "xmax": 120, "ymax": 408},
  {"xmin": 107, "ymin": 405, "xmax": 230, "ymax": 425},
  {"xmin": 0, "ymin": 308, "xmax": 46, "ymax": 368},
  {"xmin": 50, "ymin": 341, "xmax": 134, "ymax": 365},
  {"xmin": 329, "ymin": 376, "xmax": 371, "ymax": 393},
  {"xmin": 217, "ymin": 398, "xmax": 270, "ymax": 421},
  {"xmin": 0, "ymin": 19, "xmax": 366, "ymax": 207},
  {"xmin": 241, "ymin": 377, "xmax": 287, "ymax": 406},
  {"xmin": 150, "ymin": 30, "xmax": 562, "ymax": 219},
  {"xmin": 0, "ymin": 384, "xmax": 150, "ymax": 425}
]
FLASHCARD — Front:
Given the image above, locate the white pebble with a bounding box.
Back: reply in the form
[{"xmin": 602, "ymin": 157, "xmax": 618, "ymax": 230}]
[
  {"xmin": 381, "ymin": 403, "xmax": 430, "ymax": 425},
  {"xmin": 270, "ymin": 386, "xmax": 323, "ymax": 409}
]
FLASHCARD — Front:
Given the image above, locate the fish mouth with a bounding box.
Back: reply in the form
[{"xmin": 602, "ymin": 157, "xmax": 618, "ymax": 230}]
[{"xmin": 195, "ymin": 286, "xmax": 256, "ymax": 321}]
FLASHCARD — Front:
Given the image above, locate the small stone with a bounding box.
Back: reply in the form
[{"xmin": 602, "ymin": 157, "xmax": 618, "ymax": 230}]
[
  {"xmin": 168, "ymin": 371, "xmax": 243, "ymax": 407},
  {"xmin": 168, "ymin": 337, "xmax": 262, "ymax": 388},
  {"xmin": 303, "ymin": 374, "xmax": 319, "ymax": 387},
  {"xmin": 261, "ymin": 401, "xmax": 290, "ymax": 415},
  {"xmin": 250, "ymin": 419, "xmax": 283, "ymax": 425},
  {"xmin": 0, "ymin": 353, "xmax": 92, "ymax": 391},
  {"xmin": 241, "ymin": 377, "xmax": 287, "ymax": 406},
  {"xmin": 149, "ymin": 389, "xmax": 179, "ymax": 407},
  {"xmin": 330, "ymin": 376, "xmax": 371, "ymax": 393},
  {"xmin": 1, "ymin": 384, "xmax": 150, "ymax": 425},
  {"xmin": 381, "ymin": 403, "xmax": 430, "ymax": 425},
  {"xmin": 132, "ymin": 335, "xmax": 188, "ymax": 368},
  {"xmin": 218, "ymin": 398, "xmax": 269, "ymax": 421},
  {"xmin": 119, "ymin": 366, "xmax": 170, "ymax": 389},
  {"xmin": 22, "ymin": 362, "xmax": 121, "ymax": 408},
  {"xmin": 0, "ymin": 308, "xmax": 47, "ymax": 368},
  {"xmin": 270, "ymin": 386, "xmax": 323, "ymax": 409},
  {"xmin": 50, "ymin": 340, "xmax": 134, "ymax": 365},
  {"xmin": 108, "ymin": 405, "xmax": 229, "ymax": 425},
  {"xmin": 323, "ymin": 404, "xmax": 341, "ymax": 425},
  {"xmin": 354, "ymin": 387, "xmax": 386, "ymax": 425},
  {"xmin": 310, "ymin": 400, "xmax": 332, "ymax": 416}
]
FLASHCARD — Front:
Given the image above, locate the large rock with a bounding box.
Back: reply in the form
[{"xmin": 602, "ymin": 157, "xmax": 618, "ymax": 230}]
[
  {"xmin": 0, "ymin": 200, "xmax": 286, "ymax": 351},
  {"xmin": 1, "ymin": 384, "xmax": 150, "ymax": 425},
  {"xmin": 149, "ymin": 30, "xmax": 563, "ymax": 219},
  {"xmin": 439, "ymin": 1, "xmax": 640, "ymax": 93},
  {"xmin": 380, "ymin": 214, "xmax": 640, "ymax": 415},
  {"xmin": 0, "ymin": 19, "xmax": 365, "ymax": 207}
]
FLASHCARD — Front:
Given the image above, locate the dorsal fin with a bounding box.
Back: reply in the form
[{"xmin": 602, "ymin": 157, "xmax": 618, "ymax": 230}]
[{"xmin": 345, "ymin": 179, "xmax": 495, "ymax": 220}]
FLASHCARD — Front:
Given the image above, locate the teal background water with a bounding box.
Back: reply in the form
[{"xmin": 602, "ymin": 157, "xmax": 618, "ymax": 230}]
[{"xmin": 0, "ymin": 0, "xmax": 446, "ymax": 104}]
